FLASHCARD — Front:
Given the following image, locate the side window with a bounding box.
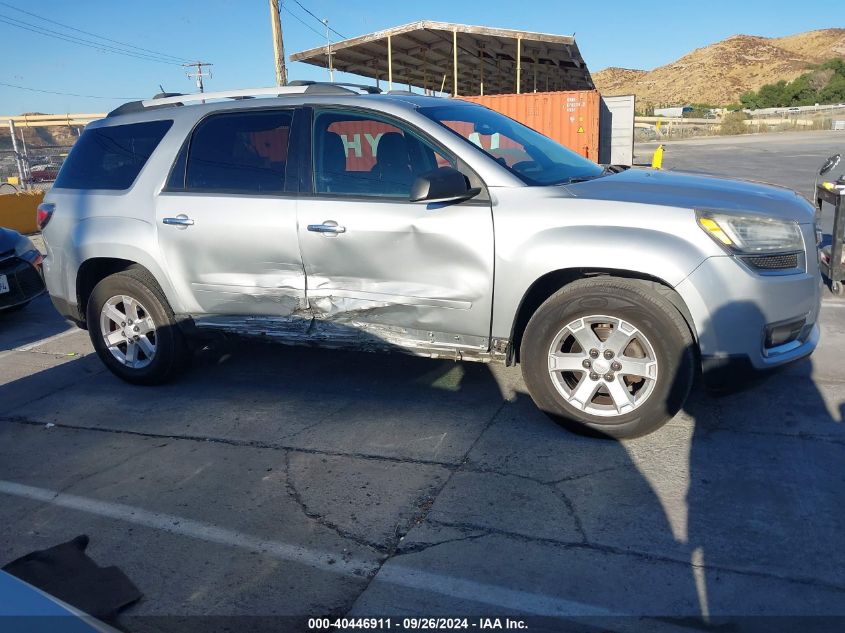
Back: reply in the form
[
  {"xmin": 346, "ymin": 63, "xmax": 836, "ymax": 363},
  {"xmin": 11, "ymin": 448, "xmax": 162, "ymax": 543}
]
[
  {"xmin": 185, "ymin": 110, "xmax": 293, "ymax": 194},
  {"xmin": 313, "ymin": 110, "xmax": 455, "ymax": 198},
  {"xmin": 54, "ymin": 120, "xmax": 172, "ymax": 190}
]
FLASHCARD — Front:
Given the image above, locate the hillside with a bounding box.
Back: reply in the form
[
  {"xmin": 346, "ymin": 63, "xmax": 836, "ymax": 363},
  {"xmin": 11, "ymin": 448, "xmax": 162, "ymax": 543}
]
[
  {"xmin": 0, "ymin": 122, "xmax": 80, "ymax": 151},
  {"xmin": 593, "ymin": 28, "xmax": 845, "ymax": 107}
]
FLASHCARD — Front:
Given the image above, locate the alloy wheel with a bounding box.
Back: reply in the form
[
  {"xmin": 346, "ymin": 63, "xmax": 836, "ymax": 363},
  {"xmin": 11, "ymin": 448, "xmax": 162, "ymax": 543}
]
[
  {"xmin": 99, "ymin": 294, "xmax": 157, "ymax": 369},
  {"xmin": 547, "ymin": 315, "xmax": 659, "ymax": 417}
]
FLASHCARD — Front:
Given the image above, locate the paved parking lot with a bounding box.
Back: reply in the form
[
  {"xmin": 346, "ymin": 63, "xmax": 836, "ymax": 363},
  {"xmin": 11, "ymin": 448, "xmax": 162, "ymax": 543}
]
[{"xmin": 2, "ymin": 131, "xmax": 845, "ymax": 632}]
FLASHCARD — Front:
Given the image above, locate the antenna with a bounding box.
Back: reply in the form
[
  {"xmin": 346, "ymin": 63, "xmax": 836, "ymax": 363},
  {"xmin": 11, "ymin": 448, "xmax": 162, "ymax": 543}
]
[
  {"xmin": 323, "ymin": 19, "xmax": 334, "ymax": 82},
  {"xmin": 183, "ymin": 61, "xmax": 213, "ymax": 93}
]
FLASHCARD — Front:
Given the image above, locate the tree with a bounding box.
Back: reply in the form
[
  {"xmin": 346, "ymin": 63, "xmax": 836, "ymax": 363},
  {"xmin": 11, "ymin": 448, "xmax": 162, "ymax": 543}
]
[
  {"xmin": 819, "ymin": 73, "xmax": 845, "ymax": 104},
  {"xmin": 739, "ymin": 58, "xmax": 845, "ymax": 109}
]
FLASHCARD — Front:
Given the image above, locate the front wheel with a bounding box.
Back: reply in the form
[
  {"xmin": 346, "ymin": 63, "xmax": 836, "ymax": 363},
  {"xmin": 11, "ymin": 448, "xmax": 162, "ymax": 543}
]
[
  {"xmin": 520, "ymin": 278, "xmax": 695, "ymax": 439},
  {"xmin": 87, "ymin": 268, "xmax": 190, "ymax": 385}
]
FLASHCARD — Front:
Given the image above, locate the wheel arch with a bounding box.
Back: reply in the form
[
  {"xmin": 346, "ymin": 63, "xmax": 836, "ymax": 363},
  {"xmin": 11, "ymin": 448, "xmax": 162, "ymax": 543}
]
[
  {"xmin": 506, "ymin": 268, "xmax": 699, "ymax": 365},
  {"xmin": 76, "ymin": 258, "xmax": 171, "ymax": 328},
  {"xmin": 66, "ymin": 215, "xmax": 185, "ymax": 326}
]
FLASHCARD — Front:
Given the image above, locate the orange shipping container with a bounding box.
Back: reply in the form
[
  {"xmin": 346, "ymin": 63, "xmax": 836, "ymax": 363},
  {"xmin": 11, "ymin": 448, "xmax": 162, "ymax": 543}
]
[{"xmin": 457, "ymin": 90, "xmax": 600, "ymax": 161}]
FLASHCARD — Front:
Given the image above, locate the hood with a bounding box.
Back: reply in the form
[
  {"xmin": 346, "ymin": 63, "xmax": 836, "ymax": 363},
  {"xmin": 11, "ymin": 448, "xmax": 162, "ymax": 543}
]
[
  {"xmin": 563, "ymin": 169, "xmax": 815, "ymax": 223},
  {"xmin": 0, "ymin": 227, "xmax": 23, "ymax": 253}
]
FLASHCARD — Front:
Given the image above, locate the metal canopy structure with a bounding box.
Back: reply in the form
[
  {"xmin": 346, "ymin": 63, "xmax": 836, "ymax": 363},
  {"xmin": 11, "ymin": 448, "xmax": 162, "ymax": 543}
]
[{"xmin": 289, "ymin": 21, "xmax": 594, "ymax": 97}]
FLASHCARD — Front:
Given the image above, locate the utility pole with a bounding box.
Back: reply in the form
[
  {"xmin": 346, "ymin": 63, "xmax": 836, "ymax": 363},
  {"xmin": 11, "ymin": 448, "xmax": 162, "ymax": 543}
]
[
  {"xmin": 269, "ymin": 0, "xmax": 287, "ymax": 86},
  {"xmin": 183, "ymin": 61, "xmax": 213, "ymax": 92},
  {"xmin": 323, "ymin": 19, "xmax": 334, "ymax": 82}
]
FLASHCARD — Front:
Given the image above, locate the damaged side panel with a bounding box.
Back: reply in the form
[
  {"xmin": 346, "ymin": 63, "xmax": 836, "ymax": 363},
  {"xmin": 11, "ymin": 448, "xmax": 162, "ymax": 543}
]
[
  {"xmin": 192, "ymin": 313, "xmax": 504, "ymax": 362},
  {"xmin": 156, "ymin": 194, "xmax": 306, "ymax": 315},
  {"xmin": 296, "ymin": 196, "xmax": 496, "ymax": 350}
]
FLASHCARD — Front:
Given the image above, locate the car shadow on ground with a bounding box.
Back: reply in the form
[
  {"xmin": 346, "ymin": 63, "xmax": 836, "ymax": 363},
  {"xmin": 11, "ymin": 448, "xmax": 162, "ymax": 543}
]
[
  {"xmin": 0, "ymin": 305, "xmax": 843, "ymax": 631},
  {"xmin": 0, "ymin": 294, "xmax": 72, "ymax": 352}
]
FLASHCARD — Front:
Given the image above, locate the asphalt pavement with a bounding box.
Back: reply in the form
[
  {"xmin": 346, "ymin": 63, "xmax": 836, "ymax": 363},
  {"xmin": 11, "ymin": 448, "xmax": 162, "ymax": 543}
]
[{"xmin": 2, "ymin": 131, "xmax": 845, "ymax": 632}]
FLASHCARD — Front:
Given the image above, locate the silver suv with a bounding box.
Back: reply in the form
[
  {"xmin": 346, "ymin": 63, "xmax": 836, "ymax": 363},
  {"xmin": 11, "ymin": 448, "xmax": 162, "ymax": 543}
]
[{"xmin": 41, "ymin": 83, "xmax": 821, "ymax": 438}]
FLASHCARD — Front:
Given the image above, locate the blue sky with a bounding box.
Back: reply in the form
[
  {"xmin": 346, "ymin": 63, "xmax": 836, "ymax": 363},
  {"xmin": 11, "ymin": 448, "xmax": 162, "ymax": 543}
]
[{"xmin": 0, "ymin": 0, "xmax": 841, "ymax": 114}]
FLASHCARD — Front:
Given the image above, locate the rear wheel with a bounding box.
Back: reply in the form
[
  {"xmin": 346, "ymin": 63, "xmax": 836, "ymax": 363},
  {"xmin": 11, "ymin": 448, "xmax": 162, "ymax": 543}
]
[
  {"xmin": 520, "ymin": 278, "xmax": 695, "ymax": 438},
  {"xmin": 87, "ymin": 268, "xmax": 189, "ymax": 384}
]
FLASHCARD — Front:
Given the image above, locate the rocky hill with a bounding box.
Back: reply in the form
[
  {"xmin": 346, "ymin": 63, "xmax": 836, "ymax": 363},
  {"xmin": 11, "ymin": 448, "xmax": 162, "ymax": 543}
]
[
  {"xmin": 0, "ymin": 113, "xmax": 82, "ymax": 151},
  {"xmin": 593, "ymin": 28, "xmax": 845, "ymax": 107}
]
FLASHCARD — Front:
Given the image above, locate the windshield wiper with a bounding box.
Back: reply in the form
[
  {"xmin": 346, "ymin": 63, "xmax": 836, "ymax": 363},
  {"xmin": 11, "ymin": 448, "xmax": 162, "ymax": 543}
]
[{"xmin": 560, "ymin": 166, "xmax": 613, "ymax": 185}]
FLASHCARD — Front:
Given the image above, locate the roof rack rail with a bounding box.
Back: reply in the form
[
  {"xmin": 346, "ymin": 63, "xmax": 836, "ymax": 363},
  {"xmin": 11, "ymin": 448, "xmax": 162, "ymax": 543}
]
[
  {"xmin": 289, "ymin": 80, "xmax": 382, "ymax": 94},
  {"xmin": 140, "ymin": 85, "xmax": 312, "ymax": 107},
  {"xmin": 107, "ymin": 82, "xmax": 383, "ymax": 118}
]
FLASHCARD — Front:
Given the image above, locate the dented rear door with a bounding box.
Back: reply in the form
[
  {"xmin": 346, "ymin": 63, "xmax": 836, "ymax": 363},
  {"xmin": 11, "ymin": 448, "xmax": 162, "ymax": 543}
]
[
  {"xmin": 297, "ymin": 107, "xmax": 494, "ymax": 349},
  {"xmin": 155, "ymin": 108, "xmax": 306, "ymax": 316}
]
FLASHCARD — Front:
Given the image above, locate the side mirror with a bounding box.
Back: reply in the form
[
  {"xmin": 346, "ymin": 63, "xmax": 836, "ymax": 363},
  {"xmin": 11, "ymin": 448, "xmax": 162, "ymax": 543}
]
[{"xmin": 410, "ymin": 167, "xmax": 481, "ymax": 203}]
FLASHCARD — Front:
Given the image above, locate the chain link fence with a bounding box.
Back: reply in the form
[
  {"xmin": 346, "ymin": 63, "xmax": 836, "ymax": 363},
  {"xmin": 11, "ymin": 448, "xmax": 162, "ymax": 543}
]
[{"xmin": 1, "ymin": 120, "xmax": 84, "ymax": 195}]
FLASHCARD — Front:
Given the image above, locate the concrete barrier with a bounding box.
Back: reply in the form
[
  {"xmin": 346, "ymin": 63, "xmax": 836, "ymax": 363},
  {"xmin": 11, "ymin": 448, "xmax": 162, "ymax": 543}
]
[{"xmin": 0, "ymin": 191, "xmax": 45, "ymax": 234}]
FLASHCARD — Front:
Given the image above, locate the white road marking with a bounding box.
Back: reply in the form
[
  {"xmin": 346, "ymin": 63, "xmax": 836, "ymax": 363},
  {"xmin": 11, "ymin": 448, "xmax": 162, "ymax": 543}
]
[
  {"xmin": 0, "ymin": 480, "xmax": 374, "ymax": 577},
  {"xmin": 821, "ymin": 301, "xmax": 845, "ymax": 308},
  {"xmin": 0, "ymin": 479, "xmax": 632, "ymax": 618},
  {"xmin": 0, "ymin": 326, "xmax": 80, "ymax": 360},
  {"xmin": 15, "ymin": 326, "xmax": 79, "ymax": 351}
]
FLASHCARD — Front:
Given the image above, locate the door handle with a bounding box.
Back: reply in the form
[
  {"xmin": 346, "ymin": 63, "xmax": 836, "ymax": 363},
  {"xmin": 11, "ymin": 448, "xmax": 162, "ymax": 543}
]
[
  {"xmin": 162, "ymin": 214, "xmax": 195, "ymax": 228},
  {"xmin": 307, "ymin": 221, "xmax": 346, "ymax": 235}
]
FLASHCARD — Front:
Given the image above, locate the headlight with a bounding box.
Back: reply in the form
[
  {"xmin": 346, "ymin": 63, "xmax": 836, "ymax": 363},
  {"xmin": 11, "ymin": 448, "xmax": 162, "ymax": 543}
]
[{"xmin": 696, "ymin": 210, "xmax": 804, "ymax": 254}]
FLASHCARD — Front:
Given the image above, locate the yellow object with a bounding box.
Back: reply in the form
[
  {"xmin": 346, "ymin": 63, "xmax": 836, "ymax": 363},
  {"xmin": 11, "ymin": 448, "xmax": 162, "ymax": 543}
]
[
  {"xmin": 6, "ymin": 176, "xmax": 19, "ymax": 185},
  {"xmin": 0, "ymin": 190, "xmax": 45, "ymax": 234},
  {"xmin": 698, "ymin": 217, "xmax": 733, "ymax": 245},
  {"xmin": 651, "ymin": 144, "xmax": 664, "ymax": 170},
  {"xmin": 655, "ymin": 120, "xmax": 662, "ymax": 131}
]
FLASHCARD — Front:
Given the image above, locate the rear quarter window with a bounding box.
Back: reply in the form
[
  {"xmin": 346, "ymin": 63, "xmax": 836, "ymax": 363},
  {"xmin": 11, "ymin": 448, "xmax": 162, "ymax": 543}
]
[{"xmin": 53, "ymin": 120, "xmax": 173, "ymax": 190}]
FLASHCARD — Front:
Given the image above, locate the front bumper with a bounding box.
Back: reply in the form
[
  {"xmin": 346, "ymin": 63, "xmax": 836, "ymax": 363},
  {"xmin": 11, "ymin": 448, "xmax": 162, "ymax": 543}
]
[
  {"xmin": 675, "ymin": 251, "xmax": 822, "ymax": 379},
  {"xmin": 700, "ymin": 323, "xmax": 819, "ymax": 387},
  {"xmin": 0, "ymin": 255, "xmax": 45, "ymax": 311}
]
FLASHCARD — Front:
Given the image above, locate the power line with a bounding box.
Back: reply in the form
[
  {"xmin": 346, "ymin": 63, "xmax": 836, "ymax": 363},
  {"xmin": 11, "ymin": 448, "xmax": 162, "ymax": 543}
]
[
  {"xmin": 290, "ymin": 0, "xmax": 346, "ymax": 39},
  {"xmin": 282, "ymin": 4, "xmax": 324, "ymax": 38},
  {"xmin": 0, "ymin": 13, "xmax": 185, "ymax": 65},
  {"xmin": 0, "ymin": 14, "xmax": 182, "ymax": 64},
  {"xmin": 0, "ymin": 80, "xmax": 140, "ymax": 100},
  {"xmin": 0, "ymin": 1, "xmax": 189, "ymax": 63}
]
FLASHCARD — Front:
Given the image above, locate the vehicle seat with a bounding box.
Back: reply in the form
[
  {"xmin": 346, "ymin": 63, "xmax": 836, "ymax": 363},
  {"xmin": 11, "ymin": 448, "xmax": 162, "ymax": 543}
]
[
  {"xmin": 370, "ymin": 132, "xmax": 413, "ymax": 194},
  {"xmin": 317, "ymin": 132, "xmax": 349, "ymax": 193}
]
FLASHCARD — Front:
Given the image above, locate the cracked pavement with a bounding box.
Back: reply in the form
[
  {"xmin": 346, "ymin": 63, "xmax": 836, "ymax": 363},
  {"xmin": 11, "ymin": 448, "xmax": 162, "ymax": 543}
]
[{"xmin": 2, "ymin": 134, "xmax": 845, "ymax": 631}]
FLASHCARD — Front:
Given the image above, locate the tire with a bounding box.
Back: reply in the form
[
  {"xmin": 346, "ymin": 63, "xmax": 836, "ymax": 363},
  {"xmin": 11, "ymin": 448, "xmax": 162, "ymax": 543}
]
[
  {"xmin": 86, "ymin": 268, "xmax": 190, "ymax": 385},
  {"xmin": 520, "ymin": 277, "xmax": 695, "ymax": 439}
]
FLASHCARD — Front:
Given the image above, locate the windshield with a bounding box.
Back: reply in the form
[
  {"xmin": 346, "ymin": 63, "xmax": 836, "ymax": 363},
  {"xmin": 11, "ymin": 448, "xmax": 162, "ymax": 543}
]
[{"xmin": 419, "ymin": 104, "xmax": 604, "ymax": 186}]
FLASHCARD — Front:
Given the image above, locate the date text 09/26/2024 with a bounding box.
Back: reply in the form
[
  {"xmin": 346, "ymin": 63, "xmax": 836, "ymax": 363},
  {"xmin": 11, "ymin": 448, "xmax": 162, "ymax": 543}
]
[{"xmin": 308, "ymin": 617, "xmax": 528, "ymax": 630}]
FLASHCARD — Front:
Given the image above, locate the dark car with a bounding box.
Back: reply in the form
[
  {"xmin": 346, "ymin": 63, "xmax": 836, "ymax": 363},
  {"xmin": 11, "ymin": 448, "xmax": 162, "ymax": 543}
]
[
  {"xmin": 0, "ymin": 227, "xmax": 45, "ymax": 312},
  {"xmin": 30, "ymin": 164, "xmax": 61, "ymax": 183}
]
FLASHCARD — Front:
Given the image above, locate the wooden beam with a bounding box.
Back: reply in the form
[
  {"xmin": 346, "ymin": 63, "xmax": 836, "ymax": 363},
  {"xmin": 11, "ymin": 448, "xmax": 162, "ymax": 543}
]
[
  {"xmin": 388, "ymin": 35, "xmax": 393, "ymax": 90},
  {"xmin": 453, "ymin": 28, "xmax": 458, "ymax": 96}
]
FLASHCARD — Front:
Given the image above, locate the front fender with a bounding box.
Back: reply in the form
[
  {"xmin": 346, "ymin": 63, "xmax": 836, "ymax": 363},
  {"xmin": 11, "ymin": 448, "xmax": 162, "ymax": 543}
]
[{"xmin": 492, "ymin": 224, "xmax": 714, "ymax": 338}]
